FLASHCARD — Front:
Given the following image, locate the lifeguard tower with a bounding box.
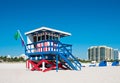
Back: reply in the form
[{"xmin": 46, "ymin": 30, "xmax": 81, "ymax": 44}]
[{"xmin": 25, "ymin": 27, "xmax": 81, "ymax": 72}]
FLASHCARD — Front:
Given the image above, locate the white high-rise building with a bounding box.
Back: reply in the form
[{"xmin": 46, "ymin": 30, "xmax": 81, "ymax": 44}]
[
  {"xmin": 114, "ymin": 49, "xmax": 119, "ymax": 60},
  {"xmin": 88, "ymin": 46, "xmax": 118, "ymax": 62},
  {"xmin": 119, "ymin": 51, "xmax": 120, "ymax": 60}
]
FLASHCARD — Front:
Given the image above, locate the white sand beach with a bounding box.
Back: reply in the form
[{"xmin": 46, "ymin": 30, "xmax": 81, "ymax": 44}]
[{"xmin": 0, "ymin": 63, "xmax": 120, "ymax": 83}]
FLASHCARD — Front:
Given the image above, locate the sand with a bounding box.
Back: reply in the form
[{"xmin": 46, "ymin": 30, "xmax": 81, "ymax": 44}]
[{"xmin": 0, "ymin": 63, "xmax": 120, "ymax": 83}]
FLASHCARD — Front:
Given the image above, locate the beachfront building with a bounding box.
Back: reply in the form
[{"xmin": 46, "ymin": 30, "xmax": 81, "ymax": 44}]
[
  {"xmin": 114, "ymin": 49, "xmax": 119, "ymax": 60},
  {"xmin": 7, "ymin": 55, "xmax": 11, "ymax": 58},
  {"xmin": 19, "ymin": 54, "xmax": 28, "ymax": 60},
  {"xmin": 88, "ymin": 46, "xmax": 119, "ymax": 62},
  {"xmin": 119, "ymin": 52, "xmax": 120, "ymax": 60},
  {"xmin": 25, "ymin": 27, "xmax": 81, "ymax": 72}
]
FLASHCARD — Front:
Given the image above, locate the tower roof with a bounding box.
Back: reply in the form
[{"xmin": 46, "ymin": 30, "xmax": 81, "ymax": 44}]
[{"xmin": 25, "ymin": 27, "xmax": 71, "ymax": 37}]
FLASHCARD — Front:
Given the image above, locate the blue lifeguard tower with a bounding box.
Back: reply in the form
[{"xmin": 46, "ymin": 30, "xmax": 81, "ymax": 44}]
[{"xmin": 25, "ymin": 27, "xmax": 81, "ymax": 72}]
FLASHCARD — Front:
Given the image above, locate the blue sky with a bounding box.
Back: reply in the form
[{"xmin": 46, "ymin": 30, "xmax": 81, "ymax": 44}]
[{"xmin": 0, "ymin": 0, "xmax": 120, "ymax": 59}]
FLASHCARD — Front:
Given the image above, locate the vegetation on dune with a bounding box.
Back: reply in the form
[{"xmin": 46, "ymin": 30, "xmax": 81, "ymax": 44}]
[
  {"xmin": 0, "ymin": 56, "xmax": 25, "ymax": 62},
  {"xmin": 0, "ymin": 55, "xmax": 119, "ymax": 63}
]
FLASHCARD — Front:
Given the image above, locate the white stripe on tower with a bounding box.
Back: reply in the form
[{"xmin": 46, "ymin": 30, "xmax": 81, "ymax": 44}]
[{"xmin": 42, "ymin": 62, "xmax": 45, "ymax": 71}]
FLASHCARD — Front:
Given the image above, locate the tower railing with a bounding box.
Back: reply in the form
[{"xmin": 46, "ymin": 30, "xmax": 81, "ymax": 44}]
[{"xmin": 25, "ymin": 40, "xmax": 72, "ymax": 55}]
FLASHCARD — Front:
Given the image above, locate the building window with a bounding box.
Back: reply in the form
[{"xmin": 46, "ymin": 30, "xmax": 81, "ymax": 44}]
[
  {"xmin": 33, "ymin": 36, "xmax": 37, "ymax": 42},
  {"xmin": 42, "ymin": 35, "xmax": 45, "ymax": 40}
]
